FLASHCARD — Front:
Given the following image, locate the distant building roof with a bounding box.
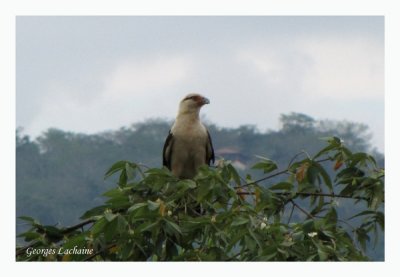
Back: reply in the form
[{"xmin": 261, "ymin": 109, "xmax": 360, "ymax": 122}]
[{"xmin": 216, "ymin": 147, "xmax": 241, "ymax": 155}]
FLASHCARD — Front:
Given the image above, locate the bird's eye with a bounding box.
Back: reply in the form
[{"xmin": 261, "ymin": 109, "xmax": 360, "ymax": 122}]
[{"xmin": 184, "ymin": 96, "xmax": 195, "ymax": 101}]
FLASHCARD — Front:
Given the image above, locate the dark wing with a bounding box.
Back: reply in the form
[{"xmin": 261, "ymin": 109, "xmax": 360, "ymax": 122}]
[
  {"xmin": 206, "ymin": 129, "xmax": 215, "ymax": 165},
  {"xmin": 162, "ymin": 130, "xmax": 174, "ymax": 169}
]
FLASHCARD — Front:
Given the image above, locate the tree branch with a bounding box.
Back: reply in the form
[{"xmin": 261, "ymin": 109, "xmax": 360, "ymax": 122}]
[
  {"xmin": 236, "ymin": 190, "xmax": 368, "ymax": 201},
  {"xmin": 287, "ymin": 203, "xmax": 295, "ymax": 224},
  {"xmin": 234, "ymin": 157, "xmax": 332, "ymax": 189},
  {"xmin": 62, "ymin": 218, "xmax": 95, "ymax": 234},
  {"xmin": 294, "ymin": 192, "xmax": 368, "ymax": 201},
  {"xmin": 234, "ymin": 168, "xmax": 289, "ymax": 189},
  {"xmin": 290, "ymin": 199, "xmax": 314, "ymax": 219}
]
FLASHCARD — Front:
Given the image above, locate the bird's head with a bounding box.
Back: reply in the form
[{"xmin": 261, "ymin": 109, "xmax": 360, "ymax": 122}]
[{"xmin": 178, "ymin": 93, "xmax": 210, "ymax": 115}]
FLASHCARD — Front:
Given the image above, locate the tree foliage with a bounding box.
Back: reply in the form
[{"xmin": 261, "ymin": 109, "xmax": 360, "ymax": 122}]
[
  {"xmin": 16, "ymin": 137, "xmax": 384, "ymax": 261},
  {"xmin": 16, "ymin": 115, "xmax": 383, "ymax": 230}
]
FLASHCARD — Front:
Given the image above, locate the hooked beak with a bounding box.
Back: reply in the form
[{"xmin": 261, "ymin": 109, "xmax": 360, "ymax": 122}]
[{"xmin": 202, "ymin": 97, "xmax": 210, "ymax": 105}]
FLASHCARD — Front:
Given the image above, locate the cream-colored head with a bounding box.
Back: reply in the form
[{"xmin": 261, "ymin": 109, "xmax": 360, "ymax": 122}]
[{"xmin": 178, "ymin": 93, "xmax": 210, "ymax": 116}]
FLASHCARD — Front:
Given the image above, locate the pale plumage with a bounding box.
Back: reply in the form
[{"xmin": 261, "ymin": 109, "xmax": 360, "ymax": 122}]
[{"xmin": 163, "ymin": 93, "xmax": 215, "ymax": 179}]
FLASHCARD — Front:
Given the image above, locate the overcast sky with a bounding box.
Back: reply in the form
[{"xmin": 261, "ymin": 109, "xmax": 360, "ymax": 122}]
[{"xmin": 16, "ymin": 16, "xmax": 384, "ymax": 151}]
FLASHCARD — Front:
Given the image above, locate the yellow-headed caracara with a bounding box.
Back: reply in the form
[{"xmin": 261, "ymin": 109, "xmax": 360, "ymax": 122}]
[{"xmin": 163, "ymin": 93, "xmax": 215, "ymax": 179}]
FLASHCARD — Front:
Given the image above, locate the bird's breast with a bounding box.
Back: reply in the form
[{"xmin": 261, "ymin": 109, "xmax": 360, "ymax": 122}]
[
  {"xmin": 171, "ymin": 120, "xmax": 207, "ymax": 138},
  {"xmin": 171, "ymin": 123, "xmax": 207, "ymax": 153}
]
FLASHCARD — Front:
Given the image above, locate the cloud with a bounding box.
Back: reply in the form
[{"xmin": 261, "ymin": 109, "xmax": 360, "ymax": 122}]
[
  {"xmin": 224, "ymin": 35, "xmax": 384, "ymax": 151},
  {"xmin": 236, "ymin": 36, "xmax": 384, "ymax": 100},
  {"xmin": 16, "ymin": 17, "xmax": 384, "ymax": 152},
  {"xmin": 26, "ymin": 55, "xmax": 193, "ymax": 136},
  {"xmin": 104, "ymin": 56, "xmax": 192, "ymax": 95},
  {"xmin": 299, "ymin": 36, "xmax": 384, "ymax": 100},
  {"xmin": 237, "ymin": 44, "xmax": 308, "ymax": 89}
]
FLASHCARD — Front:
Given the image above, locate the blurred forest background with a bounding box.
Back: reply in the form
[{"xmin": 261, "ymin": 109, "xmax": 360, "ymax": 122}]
[{"xmin": 16, "ymin": 112, "xmax": 384, "ymax": 259}]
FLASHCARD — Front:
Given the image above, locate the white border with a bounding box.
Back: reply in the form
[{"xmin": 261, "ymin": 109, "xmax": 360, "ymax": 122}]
[{"xmin": 2, "ymin": 1, "xmax": 399, "ymax": 276}]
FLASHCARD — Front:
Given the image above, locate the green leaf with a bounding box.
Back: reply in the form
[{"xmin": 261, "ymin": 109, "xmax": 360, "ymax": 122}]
[
  {"xmin": 231, "ymin": 217, "xmax": 249, "ymax": 226},
  {"xmin": 18, "ymin": 216, "xmax": 36, "ymax": 223},
  {"xmin": 312, "ymin": 161, "xmax": 333, "ymax": 192},
  {"xmin": 17, "ymin": 231, "xmax": 41, "ymax": 241},
  {"xmin": 248, "ymin": 228, "xmax": 263, "ymax": 249},
  {"xmin": 139, "ymin": 221, "xmax": 159, "ymax": 232},
  {"xmin": 313, "ymin": 144, "xmax": 336, "ymax": 160},
  {"xmin": 36, "ymin": 225, "xmax": 63, "ymax": 241},
  {"xmin": 104, "ymin": 218, "xmax": 118, "ymax": 241},
  {"xmin": 349, "ymin": 152, "xmax": 377, "ymax": 168},
  {"xmin": 336, "ymin": 167, "xmax": 364, "ymax": 183},
  {"xmin": 320, "ymin": 136, "xmax": 342, "ymax": 145},
  {"xmin": 80, "ymin": 205, "xmax": 108, "ymax": 220},
  {"xmin": 62, "ymin": 233, "xmax": 87, "ymax": 250},
  {"xmin": 251, "ymin": 158, "xmax": 277, "ymax": 173},
  {"xmin": 321, "ymin": 230, "xmax": 335, "ymax": 239},
  {"xmin": 260, "ymin": 246, "xmax": 278, "ymax": 260},
  {"xmin": 106, "ymin": 196, "xmax": 130, "ymax": 210},
  {"xmin": 374, "ymin": 211, "xmax": 384, "ymax": 231},
  {"xmin": 18, "ymin": 216, "xmax": 40, "ymax": 226},
  {"xmin": 103, "ymin": 188, "xmax": 124, "ymax": 198},
  {"xmin": 367, "ymin": 155, "xmax": 377, "ymax": 167},
  {"xmin": 125, "ymin": 162, "xmax": 136, "ymax": 180},
  {"xmin": 338, "ymin": 184, "xmax": 356, "ymax": 196},
  {"xmin": 104, "ymin": 160, "xmax": 130, "ymax": 179},
  {"xmin": 146, "ymin": 167, "xmax": 173, "ymax": 177},
  {"xmin": 269, "ymin": 182, "xmax": 293, "ymax": 191},
  {"xmin": 310, "ymin": 197, "xmax": 328, "ymax": 216},
  {"xmin": 177, "ymin": 179, "xmax": 197, "ymax": 189},
  {"xmin": 325, "ymin": 208, "xmax": 338, "ymax": 225},
  {"xmin": 302, "ymin": 219, "xmax": 315, "ymax": 233},
  {"xmin": 347, "ymin": 210, "xmax": 376, "ymax": 220},
  {"xmin": 127, "ymin": 202, "xmax": 148, "ymax": 213},
  {"xmin": 313, "ymin": 136, "xmax": 342, "ymax": 159},
  {"xmin": 90, "ymin": 217, "xmax": 107, "ymax": 236},
  {"xmin": 104, "ymin": 210, "xmax": 117, "ymax": 222},
  {"xmin": 244, "ymin": 235, "xmax": 257, "ymax": 252},
  {"xmin": 370, "ymin": 189, "xmax": 384, "ymax": 210},
  {"xmin": 164, "ymin": 219, "xmax": 182, "ymax": 235},
  {"xmin": 117, "ymin": 215, "xmax": 128, "ymax": 232},
  {"xmin": 196, "ymin": 183, "xmax": 212, "ymax": 202},
  {"xmin": 341, "ymin": 146, "xmax": 353, "ymax": 159},
  {"xmin": 227, "ymin": 164, "xmax": 242, "ymax": 186},
  {"xmin": 316, "ymin": 243, "xmax": 329, "ymax": 261},
  {"xmin": 147, "ymin": 200, "xmax": 160, "ymax": 211},
  {"xmin": 118, "ymin": 242, "xmax": 134, "ymax": 260},
  {"xmin": 119, "ymin": 168, "xmax": 128, "ymax": 186},
  {"xmin": 356, "ymin": 228, "xmax": 370, "ymax": 252}
]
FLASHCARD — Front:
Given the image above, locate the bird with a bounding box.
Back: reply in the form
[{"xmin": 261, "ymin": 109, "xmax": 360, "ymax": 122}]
[{"xmin": 163, "ymin": 93, "xmax": 215, "ymax": 179}]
